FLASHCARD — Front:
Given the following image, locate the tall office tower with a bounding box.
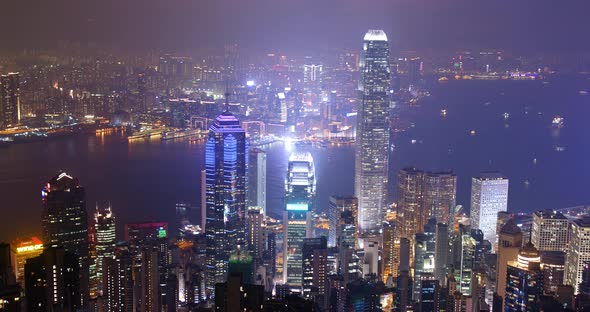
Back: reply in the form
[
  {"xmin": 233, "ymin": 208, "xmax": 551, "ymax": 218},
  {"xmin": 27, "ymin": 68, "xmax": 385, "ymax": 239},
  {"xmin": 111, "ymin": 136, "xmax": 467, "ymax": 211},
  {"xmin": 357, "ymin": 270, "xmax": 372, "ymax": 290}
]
[
  {"xmin": 41, "ymin": 171, "xmax": 89, "ymax": 308},
  {"xmin": 246, "ymin": 207, "xmax": 264, "ymax": 262},
  {"xmin": 382, "ymin": 221, "xmax": 399, "ymax": 284},
  {"xmin": 450, "ymin": 225, "xmax": 476, "ymax": 296},
  {"xmin": 470, "ymin": 172, "xmax": 509, "ymax": 251},
  {"xmin": 434, "ymin": 223, "xmax": 450, "ymax": 284},
  {"xmin": 496, "ymin": 219, "xmax": 523, "ymax": 309},
  {"xmin": 25, "ymin": 247, "xmax": 80, "ymax": 312},
  {"xmin": 102, "ymin": 249, "xmax": 133, "ymax": 312},
  {"xmin": 247, "ymin": 148, "xmax": 267, "ymax": 215},
  {"xmin": 303, "ymin": 64, "xmax": 323, "ymax": 83},
  {"xmin": 141, "ymin": 248, "xmax": 161, "ymax": 312},
  {"xmin": 541, "ymin": 251, "xmax": 566, "ymax": 294},
  {"xmin": 397, "ymin": 167, "xmax": 424, "ymax": 240},
  {"xmin": 531, "ymin": 210, "xmax": 569, "ymax": 252},
  {"xmin": 10, "ymin": 237, "xmax": 43, "ymax": 287},
  {"xmin": 504, "ymin": 243, "xmax": 543, "ymax": 311},
  {"xmin": 419, "ymin": 275, "xmax": 440, "ymax": 312},
  {"xmin": 201, "ymin": 169, "xmax": 206, "ymax": 232},
  {"xmin": 423, "ymin": 171, "xmax": 457, "ymax": 226},
  {"xmin": 413, "ymin": 219, "xmax": 436, "ymax": 302},
  {"xmin": 328, "ymin": 196, "xmax": 358, "ymax": 248},
  {"xmin": 355, "ymin": 29, "xmax": 391, "ymax": 235},
  {"xmin": 94, "ymin": 205, "xmax": 116, "ymax": 297},
  {"xmin": 283, "ymin": 152, "xmax": 315, "ymax": 290},
  {"xmin": 0, "ymin": 72, "xmax": 20, "ymax": 129},
  {"xmin": 565, "ymin": 219, "xmax": 590, "ymax": 294},
  {"xmin": 205, "ymin": 108, "xmax": 248, "ymax": 294},
  {"xmin": 302, "ymin": 237, "xmax": 328, "ymax": 307}
]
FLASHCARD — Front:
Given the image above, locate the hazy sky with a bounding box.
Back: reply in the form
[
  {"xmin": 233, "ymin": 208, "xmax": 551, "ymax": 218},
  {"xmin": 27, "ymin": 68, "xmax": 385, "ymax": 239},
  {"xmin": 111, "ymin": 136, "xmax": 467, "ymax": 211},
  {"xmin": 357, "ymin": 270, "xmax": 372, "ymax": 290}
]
[{"xmin": 2, "ymin": 0, "xmax": 589, "ymax": 53}]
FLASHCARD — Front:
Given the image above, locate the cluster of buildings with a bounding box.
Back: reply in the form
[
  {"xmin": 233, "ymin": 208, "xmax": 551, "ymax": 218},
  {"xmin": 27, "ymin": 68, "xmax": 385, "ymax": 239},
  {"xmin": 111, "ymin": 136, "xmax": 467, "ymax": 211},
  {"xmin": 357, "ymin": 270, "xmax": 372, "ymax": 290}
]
[{"xmin": 0, "ymin": 30, "xmax": 589, "ymax": 312}]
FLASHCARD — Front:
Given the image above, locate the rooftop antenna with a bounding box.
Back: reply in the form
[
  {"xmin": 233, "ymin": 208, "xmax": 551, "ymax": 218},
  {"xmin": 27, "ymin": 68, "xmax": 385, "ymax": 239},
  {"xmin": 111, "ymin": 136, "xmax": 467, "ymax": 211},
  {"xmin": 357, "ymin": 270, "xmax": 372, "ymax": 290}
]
[{"xmin": 224, "ymin": 78, "xmax": 230, "ymax": 113}]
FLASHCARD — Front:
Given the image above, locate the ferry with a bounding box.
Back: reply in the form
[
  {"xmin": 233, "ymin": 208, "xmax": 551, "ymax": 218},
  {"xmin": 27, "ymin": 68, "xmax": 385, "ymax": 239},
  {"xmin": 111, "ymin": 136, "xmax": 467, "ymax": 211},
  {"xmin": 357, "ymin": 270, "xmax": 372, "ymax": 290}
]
[
  {"xmin": 441, "ymin": 109, "xmax": 447, "ymax": 117},
  {"xmin": 579, "ymin": 90, "xmax": 588, "ymax": 95},
  {"xmin": 552, "ymin": 116, "xmax": 564, "ymax": 128},
  {"xmin": 503, "ymin": 112, "xmax": 510, "ymax": 120}
]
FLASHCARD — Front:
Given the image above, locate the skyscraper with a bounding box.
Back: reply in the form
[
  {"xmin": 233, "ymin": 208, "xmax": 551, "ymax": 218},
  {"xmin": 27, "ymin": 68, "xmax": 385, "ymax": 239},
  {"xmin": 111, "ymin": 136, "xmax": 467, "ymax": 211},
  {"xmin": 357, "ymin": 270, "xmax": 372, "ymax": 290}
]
[
  {"xmin": 450, "ymin": 225, "xmax": 476, "ymax": 296},
  {"xmin": 10, "ymin": 237, "xmax": 43, "ymax": 288},
  {"xmin": 246, "ymin": 206, "xmax": 264, "ymax": 263},
  {"xmin": 413, "ymin": 219, "xmax": 436, "ymax": 302},
  {"xmin": 470, "ymin": 172, "xmax": 509, "ymax": 251},
  {"xmin": 0, "ymin": 72, "xmax": 20, "ymax": 129},
  {"xmin": 283, "ymin": 152, "xmax": 315, "ymax": 290},
  {"xmin": 496, "ymin": 219, "xmax": 523, "ymax": 310},
  {"xmin": 355, "ymin": 29, "xmax": 391, "ymax": 235},
  {"xmin": 41, "ymin": 171, "xmax": 89, "ymax": 308},
  {"xmin": 248, "ymin": 148, "xmax": 267, "ymax": 215},
  {"xmin": 423, "ymin": 171, "xmax": 457, "ymax": 227},
  {"xmin": 565, "ymin": 218, "xmax": 590, "ymax": 294},
  {"xmin": 205, "ymin": 108, "xmax": 248, "ymax": 294},
  {"xmin": 504, "ymin": 243, "xmax": 543, "ymax": 311},
  {"xmin": 94, "ymin": 205, "xmax": 116, "ymax": 296},
  {"xmin": 531, "ymin": 210, "xmax": 569, "ymax": 252},
  {"xmin": 397, "ymin": 167, "xmax": 424, "ymax": 240},
  {"xmin": 302, "ymin": 237, "xmax": 328, "ymax": 307},
  {"xmin": 328, "ymin": 196, "xmax": 358, "ymax": 248}
]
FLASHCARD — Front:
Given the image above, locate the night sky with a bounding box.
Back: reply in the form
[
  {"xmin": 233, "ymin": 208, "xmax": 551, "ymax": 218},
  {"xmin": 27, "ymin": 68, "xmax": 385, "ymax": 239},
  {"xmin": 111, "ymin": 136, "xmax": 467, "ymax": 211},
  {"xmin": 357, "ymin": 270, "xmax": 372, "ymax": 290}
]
[{"xmin": 2, "ymin": 0, "xmax": 589, "ymax": 53}]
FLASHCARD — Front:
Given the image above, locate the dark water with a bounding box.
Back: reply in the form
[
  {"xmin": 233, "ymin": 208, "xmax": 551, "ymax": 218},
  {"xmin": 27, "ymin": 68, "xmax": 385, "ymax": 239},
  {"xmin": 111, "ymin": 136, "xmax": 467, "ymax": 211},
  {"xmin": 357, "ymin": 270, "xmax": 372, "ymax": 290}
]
[{"xmin": 0, "ymin": 78, "xmax": 588, "ymax": 242}]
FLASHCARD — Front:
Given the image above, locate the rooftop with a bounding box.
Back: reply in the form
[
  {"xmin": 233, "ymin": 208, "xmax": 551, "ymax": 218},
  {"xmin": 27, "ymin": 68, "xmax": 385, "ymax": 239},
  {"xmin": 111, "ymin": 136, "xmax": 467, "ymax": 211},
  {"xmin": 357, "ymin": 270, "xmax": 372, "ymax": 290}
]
[{"xmin": 364, "ymin": 29, "xmax": 388, "ymax": 42}]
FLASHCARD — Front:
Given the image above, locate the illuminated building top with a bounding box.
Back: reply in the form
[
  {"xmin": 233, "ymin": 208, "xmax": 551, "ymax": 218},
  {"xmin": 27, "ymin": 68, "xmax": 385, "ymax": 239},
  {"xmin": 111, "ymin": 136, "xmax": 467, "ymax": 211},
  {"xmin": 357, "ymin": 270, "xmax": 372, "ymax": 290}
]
[{"xmin": 363, "ymin": 29, "xmax": 388, "ymax": 42}]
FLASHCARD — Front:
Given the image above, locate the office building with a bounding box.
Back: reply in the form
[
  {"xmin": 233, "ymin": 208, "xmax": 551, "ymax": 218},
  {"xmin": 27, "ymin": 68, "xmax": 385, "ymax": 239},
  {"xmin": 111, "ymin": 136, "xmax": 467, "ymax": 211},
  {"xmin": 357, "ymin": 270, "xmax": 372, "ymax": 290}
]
[
  {"xmin": 434, "ymin": 223, "xmax": 450, "ymax": 284},
  {"xmin": 565, "ymin": 219, "xmax": 590, "ymax": 294},
  {"xmin": 247, "ymin": 207, "xmax": 264, "ymax": 262},
  {"xmin": 102, "ymin": 248, "xmax": 133, "ymax": 312},
  {"xmin": 423, "ymin": 171, "xmax": 457, "ymax": 226},
  {"xmin": 0, "ymin": 243, "xmax": 21, "ymax": 312},
  {"xmin": 382, "ymin": 221, "xmax": 399, "ymax": 283},
  {"xmin": 328, "ymin": 195, "xmax": 358, "ymax": 248},
  {"xmin": 0, "ymin": 73, "xmax": 20, "ymax": 129},
  {"xmin": 504, "ymin": 243, "xmax": 543, "ymax": 311},
  {"xmin": 419, "ymin": 275, "xmax": 440, "ymax": 312},
  {"xmin": 283, "ymin": 152, "xmax": 315, "ymax": 289},
  {"xmin": 93, "ymin": 205, "xmax": 116, "ymax": 297},
  {"xmin": 413, "ymin": 219, "xmax": 436, "ymax": 302},
  {"xmin": 41, "ymin": 171, "xmax": 89, "ymax": 308},
  {"xmin": 450, "ymin": 226, "xmax": 476, "ymax": 296},
  {"xmin": 361, "ymin": 237, "xmax": 380, "ymax": 279},
  {"xmin": 355, "ymin": 29, "xmax": 391, "ymax": 234},
  {"xmin": 397, "ymin": 167, "xmax": 424, "ymax": 240},
  {"xmin": 531, "ymin": 210, "xmax": 569, "ymax": 252},
  {"xmin": 541, "ymin": 251, "xmax": 566, "ymax": 294},
  {"xmin": 24, "ymin": 247, "xmax": 80, "ymax": 312},
  {"xmin": 496, "ymin": 219, "xmax": 523, "ymax": 310},
  {"xmin": 214, "ymin": 272, "xmax": 264, "ymax": 312},
  {"xmin": 10, "ymin": 237, "xmax": 43, "ymax": 287},
  {"xmin": 248, "ymin": 148, "xmax": 267, "ymax": 215},
  {"xmin": 302, "ymin": 237, "xmax": 328, "ymax": 307},
  {"xmin": 470, "ymin": 172, "xmax": 509, "ymax": 251},
  {"xmin": 205, "ymin": 108, "xmax": 248, "ymax": 293}
]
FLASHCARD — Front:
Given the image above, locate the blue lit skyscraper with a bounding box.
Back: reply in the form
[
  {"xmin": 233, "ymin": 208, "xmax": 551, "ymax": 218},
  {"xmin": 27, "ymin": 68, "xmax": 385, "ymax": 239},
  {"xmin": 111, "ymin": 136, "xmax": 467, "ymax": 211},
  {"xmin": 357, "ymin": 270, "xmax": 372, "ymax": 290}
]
[
  {"xmin": 283, "ymin": 152, "xmax": 316, "ymax": 290},
  {"xmin": 355, "ymin": 29, "xmax": 391, "ymax": 234},
  {"xmin": 205, "ymin": 108, "xmax": 248, "ymax": 295}
]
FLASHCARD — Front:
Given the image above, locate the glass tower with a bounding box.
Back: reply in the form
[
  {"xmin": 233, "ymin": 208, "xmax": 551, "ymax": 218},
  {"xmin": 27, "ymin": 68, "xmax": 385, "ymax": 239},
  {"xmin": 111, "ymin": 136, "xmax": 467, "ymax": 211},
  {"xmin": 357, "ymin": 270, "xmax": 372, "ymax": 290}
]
[
  {"xmin": 205, "ymin": 110, "xmax": 248, "ymax": 295},
  {"xmin": 355, "ymin": 29, "xmax": 391, "ymax": 234},
  {"xmin": 283, "ymin": 152, "xmax": 315, "ymax": 290},
  {"xmin": 470, "ymin": 172, "xmax": 509, "ymax": 251}
]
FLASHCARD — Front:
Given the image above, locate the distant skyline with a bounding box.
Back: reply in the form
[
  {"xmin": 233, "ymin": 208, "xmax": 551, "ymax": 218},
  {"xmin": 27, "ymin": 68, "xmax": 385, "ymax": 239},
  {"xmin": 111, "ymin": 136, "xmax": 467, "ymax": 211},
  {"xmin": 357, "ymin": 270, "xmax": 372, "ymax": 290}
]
[{"xmin": 2, "ymin": 0, "xmax": 590, "ymax": 53}]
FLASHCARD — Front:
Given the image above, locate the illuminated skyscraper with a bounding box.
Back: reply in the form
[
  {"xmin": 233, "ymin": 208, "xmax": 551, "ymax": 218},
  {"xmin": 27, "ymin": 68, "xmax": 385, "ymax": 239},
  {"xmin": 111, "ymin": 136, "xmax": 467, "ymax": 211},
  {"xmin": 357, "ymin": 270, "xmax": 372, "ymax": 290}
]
[
  {"xmin": 205, "ymin": 108, "xmax": 248, "ymax": 294},
  {"xmin": 470, "ymin": 172, "xmax": 509, "ymax": 251},
  {"xmin": 565, "ymin": 218, "xmax": 590, "ymax": 294},
  {"xmin": 303, "ymin": 64, "xmax": 323, "ymax": 83},
  {"xmin": 94, "ymin": 205, "xmax": 116, "ymax": 296},
  {"xmin": 397, "ymin": 167, "xmax": 424, "ymax": 240},
  {"xmin": 504, "ymin": 243, "xmax": 543, "ymax": 311},
  {"xmin": 423, "ymin": 171, "xmax": 457, "ymax": 226},
  {"xmin": 328, "ymin": 196, "xmax": 358, "ymax": 248},
  {"xmin": 355, "ymin": 29, "xmax": 391, "ymax": 234},
  {"xmin": 302, "ymin": 237, "xmax": 328, "ymax": 307},
  {"xmin": 248, "ymin": 148, "xmax": 267, "ymax": 215},
  {"xmin": 413, "ymin": 219, "xmax": 436, "ymax": 302},
  {"xmin": 10, "ymin": 237, "xmax": 43, "ymax": 287},
  {"xmin": 41, "ymin": 171, "xmax": 89, "ymax": 308},
  {"xmin": 496, "ymin": 219, "xmax": 523, "ymax": 310},
  {"xmin": 0, "ymin": 72, "xmax": 20, "ymax": 129},
  {"xmin": 451, "ymin": 225, "xmax": 476, "ymax": 296},
  {"xmin": 531, "ymin": 210, "xmax": 569, "ymax": 252},
  {"xmin": 283, "ymin": 152, "xmax": 315, "ymax": 290}
]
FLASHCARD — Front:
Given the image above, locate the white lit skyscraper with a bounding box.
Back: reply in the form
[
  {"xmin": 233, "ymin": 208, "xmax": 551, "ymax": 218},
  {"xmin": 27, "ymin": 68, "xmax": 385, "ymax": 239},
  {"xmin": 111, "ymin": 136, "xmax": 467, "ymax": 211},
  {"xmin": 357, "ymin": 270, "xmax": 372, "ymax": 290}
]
[
  {"xmin": 0, "ymin": 73, "xmax": 20, "ymax": 129},
  {"xmin": 283, "ymin": 152, "xmax": 315, "ymax": 290},
  {"xmin": 355, "ymin": 29, "xmax": 391, "ymax": 235},
  {"xmin": 531, "ymin": 210, "xmax": 569, "ymax": 252},
  {"xmin": 248, "ymin": 148, "xmax": 267, "ymax": 215},
  {"xmin": 94, "ymin": 205, "xmax": 116, "ymax": 296},
  {"xmin": 470, "ymin": 172, "xmax": 509, "ymax": 251},
  {"xmin": 565, "ymin": 219, "xmax": 590, "ymax": 294}
]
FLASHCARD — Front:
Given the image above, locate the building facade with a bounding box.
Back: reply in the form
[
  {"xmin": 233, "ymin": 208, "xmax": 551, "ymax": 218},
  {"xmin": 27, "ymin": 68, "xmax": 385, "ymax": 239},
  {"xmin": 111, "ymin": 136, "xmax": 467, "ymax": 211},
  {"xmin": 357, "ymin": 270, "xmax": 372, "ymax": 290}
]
[
  {"xmin": 0, "ymin": 72, "xmax": 20, "ymax": 129},
  {"xmin": 355, "ymin": 29, "xmax": 391, "ymax": 234},
  {"xmin": 531, "ymin": 210, "xmax": 569, "ymax": 252},
  {"xmin": 470, "ymin": 172, "xmax": 509, "ymax": 251}
]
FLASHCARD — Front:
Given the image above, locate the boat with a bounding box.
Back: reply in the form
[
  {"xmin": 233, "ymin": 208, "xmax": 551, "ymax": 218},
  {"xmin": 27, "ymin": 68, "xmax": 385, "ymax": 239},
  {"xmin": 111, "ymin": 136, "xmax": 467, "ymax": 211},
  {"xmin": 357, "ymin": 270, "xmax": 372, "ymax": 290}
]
[
  {"xmin": 469, "ymin": 130, "xmax": 476, "ymax": 136},
  {"xmin": 441, "ymin": 109, "xmax": 447, "ymax": 117},
  {"xmin": 503, "ymin": 112, "xmax": 510, "ymax": 120},
  {"xmin": 552, "ymin": 116, "xmax": 564, "ymax": 128},
  {"xmin": 579, "ymin": 90, "xmax": 588, "ymax": 95}
]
